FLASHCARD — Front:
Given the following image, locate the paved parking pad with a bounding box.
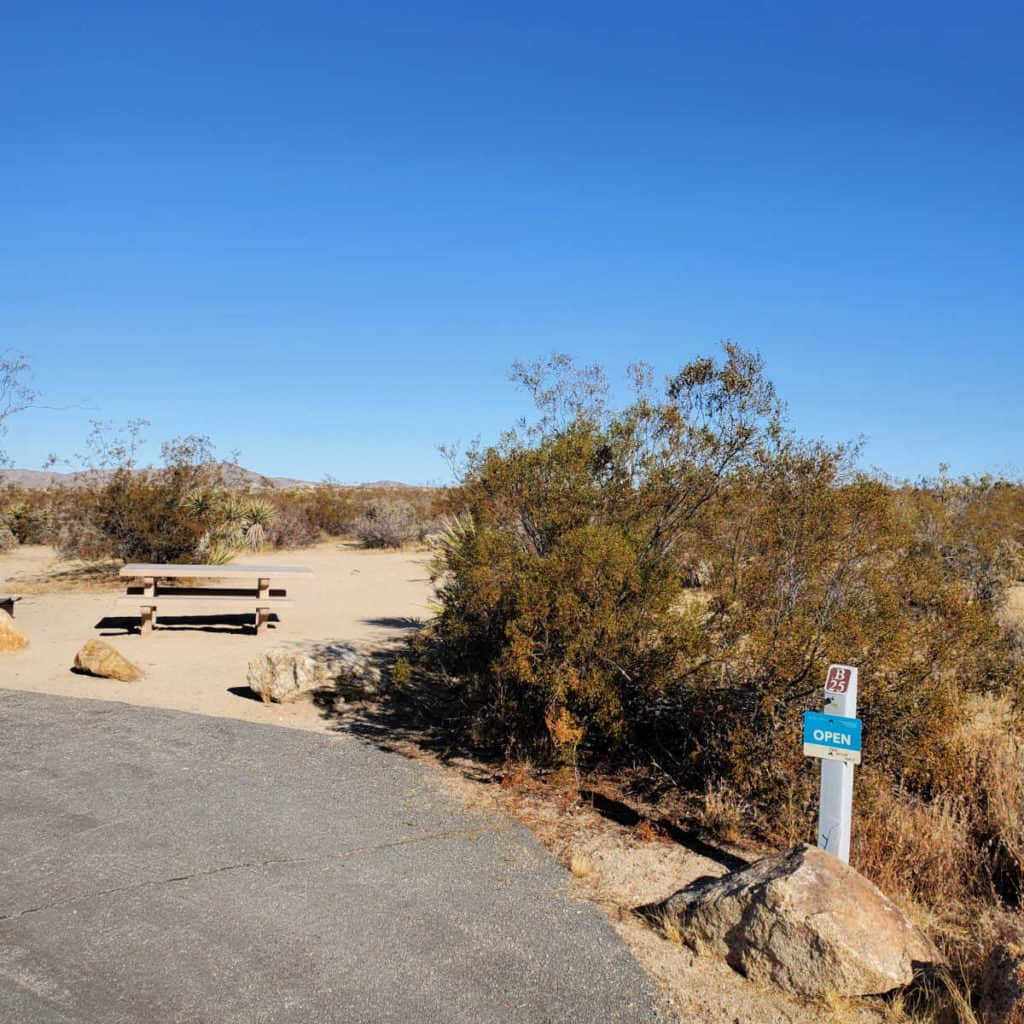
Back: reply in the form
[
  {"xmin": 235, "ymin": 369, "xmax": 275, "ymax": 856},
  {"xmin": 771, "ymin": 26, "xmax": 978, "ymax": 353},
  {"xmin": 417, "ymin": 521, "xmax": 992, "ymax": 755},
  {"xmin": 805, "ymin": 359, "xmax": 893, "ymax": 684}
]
[{"xmin": 0, "ymin": 690, "xmax": 664, "ymax": 1023}]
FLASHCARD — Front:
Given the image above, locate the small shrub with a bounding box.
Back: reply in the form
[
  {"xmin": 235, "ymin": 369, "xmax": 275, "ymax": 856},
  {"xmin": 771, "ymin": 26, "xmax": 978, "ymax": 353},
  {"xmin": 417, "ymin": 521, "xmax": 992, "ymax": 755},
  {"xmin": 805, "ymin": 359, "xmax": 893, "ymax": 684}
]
[
  {"xmin": 0, "ymin": 521, "xmax": 17, "ymax": 552},
  {"xmin": 266, "ymin": 503, "xmax": 320, "ymax": 549},
  {"xmin": 1, "ymin": 497, "xmax": 54, "ymax": 544},
  {"xmin": 355, "ymin": 499, "xmax": 420, "ymax": 548},
  {"xmin": 240, "ymin": 499, "xmax": 275, "ymax": 551},
  {"xmin": 391, "ymin": 656, "xmax": 413, "ymax": 689}
]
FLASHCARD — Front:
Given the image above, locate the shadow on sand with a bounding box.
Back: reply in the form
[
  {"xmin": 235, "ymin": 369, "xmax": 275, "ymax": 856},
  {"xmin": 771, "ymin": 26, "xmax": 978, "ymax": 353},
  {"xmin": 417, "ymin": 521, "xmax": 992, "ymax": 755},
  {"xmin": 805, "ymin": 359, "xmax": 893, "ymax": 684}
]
[{"xmin": 95, "ymin": 613, "xmax": 281, "ymax": 637}]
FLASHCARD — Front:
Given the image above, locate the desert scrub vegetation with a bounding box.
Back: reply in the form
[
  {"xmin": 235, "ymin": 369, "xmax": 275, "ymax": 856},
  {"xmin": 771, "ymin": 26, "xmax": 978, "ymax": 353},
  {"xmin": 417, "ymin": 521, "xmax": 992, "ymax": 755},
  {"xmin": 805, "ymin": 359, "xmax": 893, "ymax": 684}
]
[
  {"xmin": 354, "ymin": 498, "xmax": 424, "ymax": 548},
  {"xmin": 9, "ymin": 421, "xmax": 445, "ymax": 564},
  {"xmin": 0, "ymin": 519, "xmax": 17, "ymax": 552},
  {"xmin": 421, "ymin": 346, "xmax": 1024, "ymax": 1015},
  {"xmin": 16, "ymin": 475, "xmax": 443, "ymax": 564}
]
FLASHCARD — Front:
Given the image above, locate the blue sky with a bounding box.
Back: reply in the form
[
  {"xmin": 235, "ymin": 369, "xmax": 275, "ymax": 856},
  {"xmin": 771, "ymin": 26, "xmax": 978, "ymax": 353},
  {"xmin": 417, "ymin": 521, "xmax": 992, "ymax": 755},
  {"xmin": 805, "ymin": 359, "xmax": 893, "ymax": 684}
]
[{"xmin": 2, "ymin": 1, "xmax": 1021, "ymax": 483}]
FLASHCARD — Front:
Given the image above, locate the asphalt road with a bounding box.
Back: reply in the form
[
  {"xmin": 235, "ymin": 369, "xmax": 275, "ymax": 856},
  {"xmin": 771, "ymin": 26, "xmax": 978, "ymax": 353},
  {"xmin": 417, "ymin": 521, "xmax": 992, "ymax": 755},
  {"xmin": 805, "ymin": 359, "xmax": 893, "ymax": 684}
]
[{"xmin": 0, "ymin": 690, "xmax": 665, "ymax": 1023}]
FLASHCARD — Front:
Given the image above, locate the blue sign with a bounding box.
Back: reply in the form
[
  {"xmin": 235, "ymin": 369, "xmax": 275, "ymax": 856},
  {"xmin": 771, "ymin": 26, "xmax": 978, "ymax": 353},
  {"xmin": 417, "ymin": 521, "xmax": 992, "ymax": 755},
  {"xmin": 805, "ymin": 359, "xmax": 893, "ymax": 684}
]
[{"xmin": 803, "ymin": 711, "xmax": 862, "ymax": 765}]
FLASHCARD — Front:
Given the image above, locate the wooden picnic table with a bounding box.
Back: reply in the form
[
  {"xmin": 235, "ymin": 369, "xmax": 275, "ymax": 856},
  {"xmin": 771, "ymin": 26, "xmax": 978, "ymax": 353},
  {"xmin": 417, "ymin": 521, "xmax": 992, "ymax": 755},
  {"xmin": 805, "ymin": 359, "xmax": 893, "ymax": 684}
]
[{"xmin": 118, "ymin": 563, "xmax": 314, "ymax": 635}]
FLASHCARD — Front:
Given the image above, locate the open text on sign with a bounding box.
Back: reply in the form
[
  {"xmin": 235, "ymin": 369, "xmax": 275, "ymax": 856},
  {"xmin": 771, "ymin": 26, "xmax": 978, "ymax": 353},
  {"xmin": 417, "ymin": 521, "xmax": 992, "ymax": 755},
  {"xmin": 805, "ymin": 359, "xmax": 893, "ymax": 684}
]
[{"xmin": 803, "ymin": 710, "xmax": 862, "ymax": 765}]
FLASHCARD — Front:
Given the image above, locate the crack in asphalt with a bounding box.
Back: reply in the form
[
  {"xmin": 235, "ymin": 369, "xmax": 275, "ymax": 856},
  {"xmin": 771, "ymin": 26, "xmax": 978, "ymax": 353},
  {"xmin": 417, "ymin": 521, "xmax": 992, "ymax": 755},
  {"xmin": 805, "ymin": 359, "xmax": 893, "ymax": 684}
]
[{"xmin": 0, "ymin": 821, "xmax": 508, "ymax": 923}]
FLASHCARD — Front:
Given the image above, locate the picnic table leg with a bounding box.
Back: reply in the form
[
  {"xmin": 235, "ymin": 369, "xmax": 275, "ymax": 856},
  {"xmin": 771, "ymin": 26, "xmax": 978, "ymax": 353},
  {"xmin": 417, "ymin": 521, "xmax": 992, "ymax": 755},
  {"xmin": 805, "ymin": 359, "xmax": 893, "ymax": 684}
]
[
  {"xmin": 255, "ymin": 578, "xmax": 271, "ymax": 635},
  {"xmin": 139, "ymin": 577, "xmax": 157, "ymax": 633}
]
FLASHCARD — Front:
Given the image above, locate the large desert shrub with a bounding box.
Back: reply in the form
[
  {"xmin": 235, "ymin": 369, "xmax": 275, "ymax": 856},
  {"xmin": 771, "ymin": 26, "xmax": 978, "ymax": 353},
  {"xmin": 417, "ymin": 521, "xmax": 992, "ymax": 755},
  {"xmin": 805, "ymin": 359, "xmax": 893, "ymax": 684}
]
[
  {"xmin": 650, "ymin": 445, "xmax": 1017, "ymax": 822},
  {"xmin": 58, "ymin": 433, "xmax": 235, "ymax": 563},
  {"xmin": 90, "ymin": 469, "xmax": 206, "ymax": 563},
  {"xmin": 428, "ymin": 347, "xmax": 1020, "ymax": 800},
  {"xmin": 429, "ymin": 347, "xmax": 783, "ymax": 759}
]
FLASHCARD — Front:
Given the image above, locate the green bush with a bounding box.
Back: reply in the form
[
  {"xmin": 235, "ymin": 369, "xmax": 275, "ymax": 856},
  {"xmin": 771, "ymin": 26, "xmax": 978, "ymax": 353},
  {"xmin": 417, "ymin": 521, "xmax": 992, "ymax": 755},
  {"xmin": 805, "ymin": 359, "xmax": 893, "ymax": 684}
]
[
  {"xmin": 429, "ymin": 346, "xmax": 782, "ymax": 759},
  {"xmin": 427, "ymin": 346, "xmax": 1021, "ymax": 810}
]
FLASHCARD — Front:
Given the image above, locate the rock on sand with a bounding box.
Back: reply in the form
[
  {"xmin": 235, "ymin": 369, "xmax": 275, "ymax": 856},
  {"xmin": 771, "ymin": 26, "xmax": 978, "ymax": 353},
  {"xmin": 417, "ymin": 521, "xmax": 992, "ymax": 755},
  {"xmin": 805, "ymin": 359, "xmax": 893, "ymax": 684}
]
[
  {"xmin": 646, "ymin": 843, "xmax": 940, "ymax": 999},
  {"xmin": 73, "ymin": 639, "xmax": 143, "ymax": 682},
  {"xmin": 0, "ymin": 609, "xmax": 28, "ymax": 653}
]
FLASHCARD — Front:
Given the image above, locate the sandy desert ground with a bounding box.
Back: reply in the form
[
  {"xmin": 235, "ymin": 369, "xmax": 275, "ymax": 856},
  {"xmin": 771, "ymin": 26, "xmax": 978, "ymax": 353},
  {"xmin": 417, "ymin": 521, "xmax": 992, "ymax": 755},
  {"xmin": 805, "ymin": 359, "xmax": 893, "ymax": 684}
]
[{"xmin": 0, "ymin": 542, "xmax": 432, "ymax": 731}]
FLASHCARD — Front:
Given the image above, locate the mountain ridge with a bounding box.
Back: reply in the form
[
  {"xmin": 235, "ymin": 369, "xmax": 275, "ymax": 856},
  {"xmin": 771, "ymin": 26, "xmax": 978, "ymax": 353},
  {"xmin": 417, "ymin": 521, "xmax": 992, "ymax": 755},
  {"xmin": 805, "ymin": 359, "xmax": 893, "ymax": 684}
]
[{"xmin": 0, "ymin": 464, "xmax": 423, "ymax": 491}]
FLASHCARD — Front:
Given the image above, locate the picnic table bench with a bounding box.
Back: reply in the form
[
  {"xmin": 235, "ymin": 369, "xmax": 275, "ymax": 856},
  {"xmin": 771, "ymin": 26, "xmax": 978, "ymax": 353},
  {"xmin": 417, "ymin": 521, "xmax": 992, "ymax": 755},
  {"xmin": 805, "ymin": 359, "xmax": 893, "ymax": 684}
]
[{"xmin": 118, "ymin": 563, "xmax": 314, "ymax": 635}]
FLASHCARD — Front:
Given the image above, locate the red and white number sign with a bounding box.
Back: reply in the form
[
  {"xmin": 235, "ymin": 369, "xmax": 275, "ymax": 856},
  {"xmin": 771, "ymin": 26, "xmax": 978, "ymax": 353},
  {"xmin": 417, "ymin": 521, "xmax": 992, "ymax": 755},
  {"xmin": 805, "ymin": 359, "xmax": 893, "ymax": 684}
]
[{"xmin": 825, "ymin": 666, "xmax": 852, "ymax": 694}]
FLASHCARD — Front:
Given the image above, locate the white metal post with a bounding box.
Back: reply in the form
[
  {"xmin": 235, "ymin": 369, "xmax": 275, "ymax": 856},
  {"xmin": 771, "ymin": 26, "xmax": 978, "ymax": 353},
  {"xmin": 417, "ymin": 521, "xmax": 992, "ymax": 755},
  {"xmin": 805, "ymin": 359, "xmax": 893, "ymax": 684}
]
[{"xmin": 817, "ymin": 665, "xmax": 858, "ymax": 862}]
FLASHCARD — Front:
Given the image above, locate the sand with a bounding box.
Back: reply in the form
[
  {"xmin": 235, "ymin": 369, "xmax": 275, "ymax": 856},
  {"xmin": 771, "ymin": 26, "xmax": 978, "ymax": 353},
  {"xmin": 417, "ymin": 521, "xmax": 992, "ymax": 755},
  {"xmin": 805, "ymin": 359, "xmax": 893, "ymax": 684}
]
[{"xmin": 0, "ymin": 542, "xmax": 433, "ymax": 731}]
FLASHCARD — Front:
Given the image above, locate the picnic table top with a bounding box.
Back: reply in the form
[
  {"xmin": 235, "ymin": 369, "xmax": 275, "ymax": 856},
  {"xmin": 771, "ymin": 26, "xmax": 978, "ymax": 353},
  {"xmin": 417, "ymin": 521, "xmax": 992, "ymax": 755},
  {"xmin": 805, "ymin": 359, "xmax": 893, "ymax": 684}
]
[{"xmin": 120, "ymin": 563, "xmax": 314, "ymax": 578}]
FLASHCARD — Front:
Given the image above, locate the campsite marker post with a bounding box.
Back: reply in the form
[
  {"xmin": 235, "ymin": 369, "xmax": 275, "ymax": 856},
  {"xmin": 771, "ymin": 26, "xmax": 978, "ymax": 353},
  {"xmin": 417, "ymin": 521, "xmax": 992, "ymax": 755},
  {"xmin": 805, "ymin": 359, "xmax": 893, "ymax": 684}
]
[{"xmin": 802, "ymin": 664, "xmax": 860, "ymax": 864}]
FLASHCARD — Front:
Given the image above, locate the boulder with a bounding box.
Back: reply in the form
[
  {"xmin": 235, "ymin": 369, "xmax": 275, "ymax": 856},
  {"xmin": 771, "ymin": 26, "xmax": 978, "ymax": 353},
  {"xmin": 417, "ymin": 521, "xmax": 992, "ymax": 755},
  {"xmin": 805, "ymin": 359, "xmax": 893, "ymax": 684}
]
[
  {"xmin": 73, "ymin": 639, "xmax": 142, "ymax": 682},
  {"xmin": 0, "ymin": 609, "xmax": 28, "ymax": 653},
  {"xmin": 246, "ymin": 645, "xmax": 382, "ymax": 704},
  {"xmin": 645, "ymin": 843, "xmax": 939, "ymax": 999},
  {"xmin": 978, "ymin": 941, "xmax": 1024, "ymax": 1024},
  {"xmin": 246, "ymin": 649, "xmax": 328, "ymax": 703}
]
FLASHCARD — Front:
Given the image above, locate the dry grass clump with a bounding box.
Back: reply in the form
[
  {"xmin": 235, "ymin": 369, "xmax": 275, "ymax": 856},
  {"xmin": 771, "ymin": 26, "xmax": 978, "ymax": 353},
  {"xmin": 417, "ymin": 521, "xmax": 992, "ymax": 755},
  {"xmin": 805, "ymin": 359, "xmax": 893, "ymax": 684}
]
[
  {"xmin": 655, "ymin": 908, "xmax": 685, "ymax": 946},
  {"xmin": 696, "ymin": 782, "xmax": 749, "ymax": 844},
  {"xmin": 852, "ymin": 708, "xmax": 1024, "ymax": 1018},
  {"xmin": 568, "ymin": 852, "xmax": 593, "ymax": 878}
]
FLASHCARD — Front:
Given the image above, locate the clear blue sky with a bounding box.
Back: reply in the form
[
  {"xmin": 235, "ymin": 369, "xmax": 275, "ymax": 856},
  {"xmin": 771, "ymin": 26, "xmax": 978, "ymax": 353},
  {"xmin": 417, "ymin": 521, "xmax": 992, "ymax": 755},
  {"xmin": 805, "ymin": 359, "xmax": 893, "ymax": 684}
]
[{"xmin": 2, "ymin": 1, "xmax": 1021, "ymax": 483}]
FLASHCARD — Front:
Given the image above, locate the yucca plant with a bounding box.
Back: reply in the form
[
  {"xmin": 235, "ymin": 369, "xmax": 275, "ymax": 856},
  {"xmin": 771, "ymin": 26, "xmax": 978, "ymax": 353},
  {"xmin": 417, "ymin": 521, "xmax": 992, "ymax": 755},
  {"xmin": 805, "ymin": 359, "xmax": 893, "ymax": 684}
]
[
  {"xmin": 241, "ymin": 499, "xmax": 275, "ymax": 552},
  {"xmin": 205, "ymin": 542, "xmax": 238, "ymax": 565},
  {"xmin": 182, "ymin": 490, "xmax": 217, "ymax": 521}
]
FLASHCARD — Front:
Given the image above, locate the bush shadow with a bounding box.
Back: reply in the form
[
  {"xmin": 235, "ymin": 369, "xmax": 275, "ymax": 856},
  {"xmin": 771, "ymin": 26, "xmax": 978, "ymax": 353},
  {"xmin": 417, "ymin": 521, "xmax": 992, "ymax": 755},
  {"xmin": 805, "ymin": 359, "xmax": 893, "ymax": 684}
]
[
  {"xmin": 314, "ymin": 652, "xmax": 749, "ymax": 874},
  {"xmin": 359, "ymin": 616, "xmax": 424, "ymax": 631}
]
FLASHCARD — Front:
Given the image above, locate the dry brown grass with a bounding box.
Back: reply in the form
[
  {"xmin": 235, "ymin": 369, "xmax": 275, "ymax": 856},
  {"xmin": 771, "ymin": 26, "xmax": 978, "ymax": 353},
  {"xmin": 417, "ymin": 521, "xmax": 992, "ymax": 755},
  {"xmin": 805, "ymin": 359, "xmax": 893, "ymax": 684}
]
[
  {"xmin": 851, "ymin": 697, "xmax": 1024, "ymax": 1020},
  {"xmin": 655, "ymin": 907, "xmax": 684, "ymax": 945},
  {"xmin": 696, "ymin": 781, "xmax": 748, "ymax": 843},
  {"xmin": 569, "ymin": 852, "xmax": 593, "ymax": 878}
]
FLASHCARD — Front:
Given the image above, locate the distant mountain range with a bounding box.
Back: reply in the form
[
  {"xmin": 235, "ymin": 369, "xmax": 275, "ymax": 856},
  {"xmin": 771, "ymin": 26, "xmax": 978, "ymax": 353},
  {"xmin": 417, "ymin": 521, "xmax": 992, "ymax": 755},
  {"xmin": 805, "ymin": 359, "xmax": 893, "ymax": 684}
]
[{"xmin": 0, "ymin": 464, "xmax": 421, "ymax": 491}]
